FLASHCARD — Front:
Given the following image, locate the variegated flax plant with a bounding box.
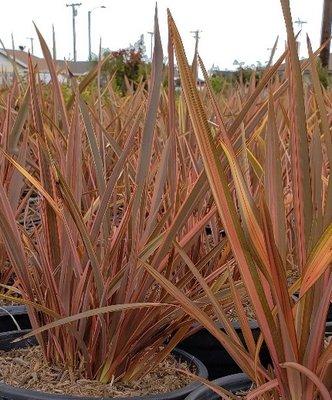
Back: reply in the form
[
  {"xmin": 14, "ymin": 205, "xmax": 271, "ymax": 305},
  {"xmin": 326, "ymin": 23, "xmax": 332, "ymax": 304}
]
[
  {"xmin": 142, "ymin": 1, "xmax": 332, "ymax": 400},
  {"xmin": 0, "ymin": 1, "xmax": 331, "ymax": 398},
  {"xmin": 0, "ymin": 7, "xmax": 238, "ymax": 383}
]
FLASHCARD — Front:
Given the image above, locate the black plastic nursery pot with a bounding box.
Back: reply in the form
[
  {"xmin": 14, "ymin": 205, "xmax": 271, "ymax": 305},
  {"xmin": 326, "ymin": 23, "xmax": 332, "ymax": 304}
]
[
  {"xmin": 0, "ymin": 330, "xmax": 208, "ymax": 400},
  {"xmin": 177, "ymin": 320, "xmax": 271, "ymax": 380},
  {"xmin": 0, "ymin": 305, "xmax": 30, "ymax": 333},
  {"xmin": 185, "ymin": 373, "xmax": 252, "ymax": 400},
  {"xmin": 326, "ymin": 321, "xmax": 332, "ymax": 336},
  {"xmin": 178, "ymin": 305, "xmax": 332, "ymax": 381},
  {"xmin": 327, "ymin": 304, "xmax": 332, "ymax": 324}
]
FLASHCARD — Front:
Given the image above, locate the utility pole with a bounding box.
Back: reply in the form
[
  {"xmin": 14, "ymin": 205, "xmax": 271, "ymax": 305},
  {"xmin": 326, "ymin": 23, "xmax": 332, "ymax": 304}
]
[
  {"xmin": 66, "ymin": 3, "xmax": 82, "ymax": 62},
  {"xmin": 147, "ymin": 31, "xmax": 154, "ymax": 61},
  {"xmin": 266, "ymin": 48, "xmax": 273, "ymax": 66},
  {"xmin": 295, "ymin": 17, "xmax": 307, "ymax": 31},
  {"xmin": 88, "ymin": 6, "xmax": 106, "ymax": 61},
  {"xmin": 88, "ymin": 12, "xmax": 92, "ymax": 61},
  {"xmin": 294, "ymin": 18, "xmax": 307, "ymax": 55},
  {"xmin": 11, "ymin": 33, "xmax": 15, "ymax": 50},
  {"xmin": 190, "ymin": 30, "xmax": 201, "ymax": 83},
  {"xmin": 11, "ymin": 33, "xmax": 16, "ymax": 61},
  {"xmin": 190, "ymin": 29, "xmax": 202, "ymax": 54},
  {"xmin": 26, "ymin": 37, "xmax": 34, "ymax": 54},
  {"xmin": 52, "ymin": 24, "xmax": 57, "ymax": 60},
  {"xmin": 320, "ymin": 0, "xmax": 332, "ymax": 68}
]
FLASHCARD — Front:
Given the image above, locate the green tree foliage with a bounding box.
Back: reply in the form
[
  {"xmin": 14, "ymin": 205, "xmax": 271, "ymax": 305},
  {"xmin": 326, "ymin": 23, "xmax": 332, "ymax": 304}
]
[
  {"xmin": 209, "ymin": 74, "xmax": 224, "ymax": 93},
  {"xmin": 316, "ymin": 58, "xmax": 331, "ymax": 88},
  {"xmin": 97, "ymin": 35, "xmax": 149, "ymax": 94}
]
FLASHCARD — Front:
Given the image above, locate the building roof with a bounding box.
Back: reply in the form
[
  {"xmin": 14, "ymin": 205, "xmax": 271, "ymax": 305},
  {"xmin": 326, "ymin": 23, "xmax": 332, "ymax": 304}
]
[{"xmin": 0, "ymin": 49, "xmax": 95, "ymax": 76}]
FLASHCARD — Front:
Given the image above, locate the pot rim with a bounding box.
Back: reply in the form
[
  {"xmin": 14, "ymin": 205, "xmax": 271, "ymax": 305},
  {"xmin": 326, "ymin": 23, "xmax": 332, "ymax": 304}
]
[
  {"xmin": 184, "ymin": 373, "xmax": 252, "ymax": 399},
  {"xmin": 0, "ymin": 305, "xmax": 28, "ymax": 317},
  {"xmin": 0, "ymin": 330, "xmax": 208, "ymax": 400}
]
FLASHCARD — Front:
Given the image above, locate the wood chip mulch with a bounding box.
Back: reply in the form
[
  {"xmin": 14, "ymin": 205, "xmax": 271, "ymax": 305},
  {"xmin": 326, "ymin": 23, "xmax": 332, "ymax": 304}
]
[{"xmin": 0, "ymin": 345, "xmax": 194, "ymax": 398}]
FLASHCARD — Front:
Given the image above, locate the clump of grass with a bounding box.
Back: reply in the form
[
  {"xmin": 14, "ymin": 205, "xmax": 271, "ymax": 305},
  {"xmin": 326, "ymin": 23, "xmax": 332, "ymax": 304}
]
[
  {"xmin": 0, "ymin": 8, "xmax": 235, "ymax": 384},
  {"xmin": 146, "ymin": 1, "xmax": 332, "ymax": 399}
]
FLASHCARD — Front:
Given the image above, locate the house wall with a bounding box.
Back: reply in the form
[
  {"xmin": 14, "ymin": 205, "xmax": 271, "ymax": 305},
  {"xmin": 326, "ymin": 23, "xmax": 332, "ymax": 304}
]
[
  {"xmin": 0, "ymin": 53, "xmax": 22, "ymax": 72},
  {"xmin": 38, "ymin": 71, "xmax": 51, "ymax": 84},
  {"xmin": 0, "ymin": 53, "xmax": 26, "ymax": 84},
  {"xmin": 37, "ymin": 72, "xmax": 68, "ymax": 84}
]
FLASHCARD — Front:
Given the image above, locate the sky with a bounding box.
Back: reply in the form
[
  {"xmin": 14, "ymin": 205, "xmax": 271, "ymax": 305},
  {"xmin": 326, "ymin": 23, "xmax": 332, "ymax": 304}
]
[{"xmin": 1, "ymin": 0, "xmax": 324, "ymax": 70}]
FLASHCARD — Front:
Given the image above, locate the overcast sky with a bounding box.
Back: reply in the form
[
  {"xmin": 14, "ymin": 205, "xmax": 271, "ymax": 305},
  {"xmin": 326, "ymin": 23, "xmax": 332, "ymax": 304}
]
[{"xmin": 1, "ymin": 0, "xmax": 324, "ymax": 70}]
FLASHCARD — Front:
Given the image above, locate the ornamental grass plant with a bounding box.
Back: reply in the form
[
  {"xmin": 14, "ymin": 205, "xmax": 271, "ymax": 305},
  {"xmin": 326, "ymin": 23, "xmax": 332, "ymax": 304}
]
[
  {"xmin": 0, "ymin": 1, "xmax": 330, "ymax": 398},
  {"xmin": 143, "ymin": 1, "xmax": 332, "ymax": 399},
  {"xmin": 0, "ymin": 8, "xmax": 237, "ymax": 384}
]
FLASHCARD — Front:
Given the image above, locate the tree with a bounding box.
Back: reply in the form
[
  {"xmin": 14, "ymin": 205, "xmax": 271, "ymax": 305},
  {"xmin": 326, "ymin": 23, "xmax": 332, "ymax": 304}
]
[
  {"xmin": 210, "ymin": 74, "xmax": 225, "ymax": 93},
  {"xmin": 93, "ymin": 35, "xmax": 149, "ymax": 94},
  {"xmin": 97, "ymin": 36, "xmax": 148, "ymax": 94}
]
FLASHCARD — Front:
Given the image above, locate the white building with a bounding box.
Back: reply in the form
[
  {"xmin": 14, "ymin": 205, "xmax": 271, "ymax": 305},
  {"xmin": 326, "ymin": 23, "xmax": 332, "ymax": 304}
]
[{"xmin": 0, "ymin": 49, "xmax": 95, "ymax": 84}]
